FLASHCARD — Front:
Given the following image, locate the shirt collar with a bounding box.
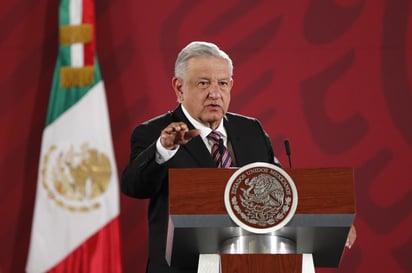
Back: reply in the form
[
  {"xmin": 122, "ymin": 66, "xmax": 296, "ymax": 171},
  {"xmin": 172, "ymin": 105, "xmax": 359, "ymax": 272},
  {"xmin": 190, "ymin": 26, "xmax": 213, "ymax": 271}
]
[{"xmin": 181, "ymin": 105, "xmax": 227, "ymax": 140}]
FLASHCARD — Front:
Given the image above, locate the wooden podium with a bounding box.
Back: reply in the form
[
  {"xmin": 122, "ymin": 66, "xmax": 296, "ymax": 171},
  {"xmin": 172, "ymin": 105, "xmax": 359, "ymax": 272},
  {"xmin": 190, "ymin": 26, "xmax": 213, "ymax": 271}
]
[{"xmin": 166, "ymin": 167, "xmax": 355, "ymax": 272}]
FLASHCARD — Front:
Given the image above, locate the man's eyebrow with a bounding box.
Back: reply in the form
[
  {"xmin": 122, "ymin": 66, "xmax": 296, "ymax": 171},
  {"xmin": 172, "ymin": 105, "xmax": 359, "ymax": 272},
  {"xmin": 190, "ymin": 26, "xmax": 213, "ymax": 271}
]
[
  {"xmin": 195, "ymin": 77, "xmax": 230, "ymax": 81},
  {"xmin": 218, "ymin": 77, "xmax": 231, "ymax": 81}
]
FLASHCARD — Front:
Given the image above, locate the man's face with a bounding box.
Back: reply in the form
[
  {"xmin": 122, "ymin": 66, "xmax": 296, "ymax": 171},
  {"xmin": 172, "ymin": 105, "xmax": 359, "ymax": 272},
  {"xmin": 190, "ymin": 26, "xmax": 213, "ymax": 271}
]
[{"xmin": 173, "ymin": 56, "xmax": 233, "ymax": 129}]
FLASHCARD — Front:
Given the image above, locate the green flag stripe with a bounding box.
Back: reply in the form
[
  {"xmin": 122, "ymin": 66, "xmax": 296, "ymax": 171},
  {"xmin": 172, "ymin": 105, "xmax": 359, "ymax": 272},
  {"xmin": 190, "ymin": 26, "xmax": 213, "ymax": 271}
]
[
  {"xmin": 45, "ymin": 57, "xmax": 102, "ymax": 126},
  {"xmin": 59, "ymin": 0, "xmax": 71, "ymax": 67},
  {"xmin": 59, "ymin": 0, "xmax": 70, "ymax": 26},
  {"xmin": 59, "ymin": 45, "xmax": 71, "ymax": 67}
]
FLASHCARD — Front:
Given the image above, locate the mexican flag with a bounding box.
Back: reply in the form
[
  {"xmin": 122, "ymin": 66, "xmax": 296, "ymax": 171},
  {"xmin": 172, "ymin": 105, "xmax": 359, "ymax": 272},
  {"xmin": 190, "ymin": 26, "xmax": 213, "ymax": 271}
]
[{"xmin": 26, "ymin": 0, "xmax": 122, "ymax": 272}]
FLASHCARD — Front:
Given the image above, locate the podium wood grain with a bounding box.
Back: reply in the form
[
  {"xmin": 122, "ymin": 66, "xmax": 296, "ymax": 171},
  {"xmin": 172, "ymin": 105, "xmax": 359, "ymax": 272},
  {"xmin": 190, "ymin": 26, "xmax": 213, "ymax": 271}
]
[
  {"xmin": 220, "ymin": 254, "xmax": 302, "ymax": 273},
  {"xmin": 169, "ymin": 167, "xmax": 355, "ymax": 215}
]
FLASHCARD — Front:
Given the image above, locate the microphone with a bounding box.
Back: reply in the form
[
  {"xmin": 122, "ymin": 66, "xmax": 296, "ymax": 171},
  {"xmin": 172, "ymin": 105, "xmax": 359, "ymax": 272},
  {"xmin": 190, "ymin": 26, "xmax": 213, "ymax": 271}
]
[{"xmin": 284, "ymin": 139, "xmax": 292, "ymax": 168}]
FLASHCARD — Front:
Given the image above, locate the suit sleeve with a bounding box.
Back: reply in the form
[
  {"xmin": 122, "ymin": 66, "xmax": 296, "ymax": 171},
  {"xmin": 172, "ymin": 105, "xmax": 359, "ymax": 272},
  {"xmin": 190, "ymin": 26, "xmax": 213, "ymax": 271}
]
[
  {"xmin": 255, "ymin": 119, "xmax": 279, "ymax": 166},
  {"xmin": 121, "ymin": 124, "xmax": 168, "ymax": 198}
]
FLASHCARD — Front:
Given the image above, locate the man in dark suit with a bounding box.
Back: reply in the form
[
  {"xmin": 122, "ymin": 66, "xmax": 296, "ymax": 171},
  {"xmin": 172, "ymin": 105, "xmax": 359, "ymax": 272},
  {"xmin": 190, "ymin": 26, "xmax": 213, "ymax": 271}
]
[{"xmin": 121, "ymin": 41, "xmax": 280, "ymax": 273}]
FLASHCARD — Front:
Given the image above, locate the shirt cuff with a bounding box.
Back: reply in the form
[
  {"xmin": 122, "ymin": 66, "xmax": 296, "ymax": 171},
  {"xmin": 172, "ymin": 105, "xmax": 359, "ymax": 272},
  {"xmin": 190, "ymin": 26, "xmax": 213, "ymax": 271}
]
[{"xmin": 155, "ymin": 137, "xmax": 179, "ymax": 164}]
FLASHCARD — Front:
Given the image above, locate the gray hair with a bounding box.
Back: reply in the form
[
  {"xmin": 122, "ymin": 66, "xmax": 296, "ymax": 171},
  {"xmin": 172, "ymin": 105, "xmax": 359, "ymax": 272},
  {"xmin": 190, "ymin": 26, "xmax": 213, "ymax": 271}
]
[{"xmin": 174, "ymin": 41, "xmax": 233, "ymax": 79}]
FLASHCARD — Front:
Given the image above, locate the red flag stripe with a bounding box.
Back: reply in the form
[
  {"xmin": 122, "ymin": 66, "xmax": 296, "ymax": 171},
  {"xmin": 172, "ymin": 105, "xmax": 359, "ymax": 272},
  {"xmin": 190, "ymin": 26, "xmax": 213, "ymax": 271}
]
[
  {"xmin": 47, "ymin": 217, "xmax": 123, "ymax": 273},
  {"xmin": 82, "ymin": 0, "xmax": 95, "ymax": 66}
]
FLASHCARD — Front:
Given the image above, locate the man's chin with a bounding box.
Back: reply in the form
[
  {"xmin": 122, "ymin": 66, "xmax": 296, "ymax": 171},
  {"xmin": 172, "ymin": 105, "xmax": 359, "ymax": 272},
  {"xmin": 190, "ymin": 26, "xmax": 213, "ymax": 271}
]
[
  {"xmin": 206, "ymin": 112, "xmax": 224, "ymax": 119},
  {"xmin": 203, "ymin": 116, "xmax": 224, "ymax": 127}
]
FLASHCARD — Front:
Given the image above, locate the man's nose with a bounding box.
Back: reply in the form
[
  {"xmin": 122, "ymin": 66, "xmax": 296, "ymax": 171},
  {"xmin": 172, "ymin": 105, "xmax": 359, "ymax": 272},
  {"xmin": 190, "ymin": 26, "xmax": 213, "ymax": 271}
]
[{"xmin": 208, "ymin": 82, "xmax": 221, "ymax": 99}]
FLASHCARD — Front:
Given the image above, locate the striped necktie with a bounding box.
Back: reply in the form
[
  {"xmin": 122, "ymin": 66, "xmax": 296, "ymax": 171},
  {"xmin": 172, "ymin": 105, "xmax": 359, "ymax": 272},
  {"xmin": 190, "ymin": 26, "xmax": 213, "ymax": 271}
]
[{"xmin": 207, "ymin": 131, "xmax": 233, "ymax": 168}]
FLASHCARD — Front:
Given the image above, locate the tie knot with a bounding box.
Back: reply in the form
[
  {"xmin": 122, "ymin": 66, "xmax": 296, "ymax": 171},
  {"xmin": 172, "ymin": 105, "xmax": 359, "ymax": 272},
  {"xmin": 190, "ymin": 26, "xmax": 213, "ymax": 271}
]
[{"xmin": 207, "ymin": 130, "xmax": 221, "ymax": 144}]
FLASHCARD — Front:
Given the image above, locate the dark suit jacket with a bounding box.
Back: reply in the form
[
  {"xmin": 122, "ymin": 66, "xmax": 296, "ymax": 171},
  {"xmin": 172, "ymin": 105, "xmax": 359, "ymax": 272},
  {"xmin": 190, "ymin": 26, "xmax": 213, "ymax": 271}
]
[{"xmin": 121, "ymin": 105, "xmax": 277, "ymax": 273}]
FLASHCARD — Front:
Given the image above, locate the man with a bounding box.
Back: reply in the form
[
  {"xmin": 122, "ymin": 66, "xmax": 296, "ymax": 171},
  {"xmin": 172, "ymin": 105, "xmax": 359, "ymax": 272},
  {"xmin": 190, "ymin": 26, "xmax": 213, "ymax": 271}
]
[{"xmin": 121, "ymin": 41, "xmax": 280, "ymax": 273}]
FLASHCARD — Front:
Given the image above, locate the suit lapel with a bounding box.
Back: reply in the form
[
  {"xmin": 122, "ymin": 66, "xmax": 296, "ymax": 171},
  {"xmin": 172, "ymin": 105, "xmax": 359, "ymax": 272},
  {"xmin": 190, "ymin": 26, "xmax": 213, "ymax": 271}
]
[
  {"xmin": 183, "ymin": 137, "xmax": 216, "ymax": 167},
  {"xmin": 224, "ymin": 115, "xmax": 246, "ymax": 167}
]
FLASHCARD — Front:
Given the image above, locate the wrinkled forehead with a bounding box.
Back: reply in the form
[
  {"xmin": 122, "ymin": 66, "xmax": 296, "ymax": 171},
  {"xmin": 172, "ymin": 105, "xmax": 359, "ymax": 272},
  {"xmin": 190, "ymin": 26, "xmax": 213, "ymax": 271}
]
[{"xmin": 184, "ymin": 56, "xmax": 232, "ymax": 77}]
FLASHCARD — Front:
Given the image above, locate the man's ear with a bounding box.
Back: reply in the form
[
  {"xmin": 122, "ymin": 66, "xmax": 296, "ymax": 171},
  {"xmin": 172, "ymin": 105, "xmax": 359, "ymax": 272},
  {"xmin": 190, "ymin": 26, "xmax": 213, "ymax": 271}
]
[{"xmin": 172, "ymin": 77, "xmax": 184, "ymax": 102}]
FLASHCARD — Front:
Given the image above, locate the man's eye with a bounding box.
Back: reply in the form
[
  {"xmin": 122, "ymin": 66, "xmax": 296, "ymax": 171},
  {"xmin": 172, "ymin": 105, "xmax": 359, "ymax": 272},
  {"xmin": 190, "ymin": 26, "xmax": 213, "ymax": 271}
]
[
  {"xmin": 198, "ymin": 81, "xmax": 210, "ymax": 88},
  {"xmin": 219, "ymin": 81, "xmax": 228, "ymax": 86}
]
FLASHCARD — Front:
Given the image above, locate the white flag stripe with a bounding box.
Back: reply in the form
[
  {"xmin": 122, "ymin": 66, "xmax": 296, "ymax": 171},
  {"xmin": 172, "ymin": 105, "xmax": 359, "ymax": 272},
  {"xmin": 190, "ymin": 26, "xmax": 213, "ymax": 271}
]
[
  {"xmin": 71, "ymin": 43, "xmax": 84, "ymax": 67},
  {"xmin": 70, "ymin": 0, "xmax": 82, "ymax": 25},
  {"xmin": 69, "ymin": 0, "xmax": 84, "ymax": 67},
  {"xmin": 26, "ymin": 81, "xmax": 119, "ymax": 273}
]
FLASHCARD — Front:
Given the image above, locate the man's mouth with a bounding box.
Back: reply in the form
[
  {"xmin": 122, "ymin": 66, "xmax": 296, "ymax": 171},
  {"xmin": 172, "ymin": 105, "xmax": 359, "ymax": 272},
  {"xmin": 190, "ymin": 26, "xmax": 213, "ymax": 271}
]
[{"xmin": 207, "ymin": 103, "xmax": 221, "ymax": 108}]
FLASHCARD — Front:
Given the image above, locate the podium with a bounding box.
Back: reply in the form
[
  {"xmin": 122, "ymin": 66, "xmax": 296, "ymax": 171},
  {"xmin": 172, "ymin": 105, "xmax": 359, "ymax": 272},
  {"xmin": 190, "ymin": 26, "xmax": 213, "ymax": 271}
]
[{"xmin": 166, "ymin": 167, "xmax": 355, "ymax": 272}]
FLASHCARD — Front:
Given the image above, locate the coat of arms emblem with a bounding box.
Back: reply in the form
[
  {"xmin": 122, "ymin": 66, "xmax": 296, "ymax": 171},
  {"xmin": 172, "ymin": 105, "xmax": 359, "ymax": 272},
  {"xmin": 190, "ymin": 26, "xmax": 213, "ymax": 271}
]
[
  {"xmin": 224, "ymin": 162, "xmax": 298, "ymax": 233},
  {"xmin": 41, "ymin": 143, "xmax": 112, "ymax": 212}
]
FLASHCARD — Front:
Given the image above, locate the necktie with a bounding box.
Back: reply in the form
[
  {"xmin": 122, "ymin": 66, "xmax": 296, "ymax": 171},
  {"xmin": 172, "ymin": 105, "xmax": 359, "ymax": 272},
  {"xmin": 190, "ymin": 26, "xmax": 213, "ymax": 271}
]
[{"xmin": 207, "ymin": 131, "xmax": 233, "ymax": 168}]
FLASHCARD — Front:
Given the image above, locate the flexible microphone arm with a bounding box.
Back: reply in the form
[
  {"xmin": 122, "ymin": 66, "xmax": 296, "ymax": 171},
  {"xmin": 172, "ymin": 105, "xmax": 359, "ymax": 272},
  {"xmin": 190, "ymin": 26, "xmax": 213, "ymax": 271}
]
[{"xmin": 284, "ymin": 139, "xmax": 292, "ymax": 168}]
